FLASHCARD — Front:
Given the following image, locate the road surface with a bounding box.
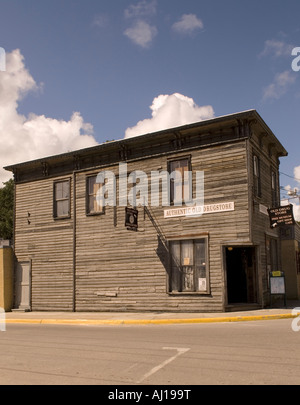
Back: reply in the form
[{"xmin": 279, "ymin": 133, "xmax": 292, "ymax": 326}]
[{"xmin": 0, "ymin": 319, "xmax": 299, "ymax": 385}]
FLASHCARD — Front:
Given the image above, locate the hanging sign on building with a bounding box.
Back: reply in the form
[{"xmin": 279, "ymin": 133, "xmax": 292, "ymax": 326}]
[
  {"xmin": 267, "ymin": 204, "xmax": 295, "ymax": 228},
  {"xmin": 125, "ymin": 207, "xmax": 138, "ymax": 231}
]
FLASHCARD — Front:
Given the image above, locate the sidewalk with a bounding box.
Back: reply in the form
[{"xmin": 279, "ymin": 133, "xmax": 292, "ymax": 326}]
[{"xmin": 4, "ymin": 300, "xmax": 300, "ymax": 326}]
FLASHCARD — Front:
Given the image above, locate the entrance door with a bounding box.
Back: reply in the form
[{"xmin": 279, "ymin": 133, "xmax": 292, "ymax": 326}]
[
  {"xmin": 225, "ymin": 247, "xmax": 257, "ymax": 304},
  {"xmin": 14, "ymin": 261, "xmax": 31, "ymax": 310}
]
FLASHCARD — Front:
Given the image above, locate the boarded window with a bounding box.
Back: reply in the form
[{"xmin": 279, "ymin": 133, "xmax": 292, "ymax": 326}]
[
  {"xmin": 169, "ymin": 158, "xmax": 191, "ymax": 205},
  {"xmin": 253, "ymin": 155, "xmax": 261, "ymax": 198},
  {"xmin": 86, "ymin": 175, "xmax": 104, "ymax": 215},
  {"xmin": 54, "ymin": 180, "xmax": 70, "ymax": 218},
  {"xmin": 271, "ymin": 170, "xmax": 279, "ymax": 207},
  {"xmin": 169, "ymin": 239, "xmax": 209, "ymax": 293}
]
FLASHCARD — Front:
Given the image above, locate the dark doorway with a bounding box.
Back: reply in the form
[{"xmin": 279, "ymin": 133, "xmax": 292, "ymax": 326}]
[{"xmin": 226, "ymin": 247, "xmax": 257, "ymax": 304}]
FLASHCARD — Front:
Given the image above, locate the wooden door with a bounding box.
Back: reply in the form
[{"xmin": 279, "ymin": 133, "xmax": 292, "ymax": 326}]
[{"xmin": 14, "ymin": 261, "xmax": 31, "ymax": 310}]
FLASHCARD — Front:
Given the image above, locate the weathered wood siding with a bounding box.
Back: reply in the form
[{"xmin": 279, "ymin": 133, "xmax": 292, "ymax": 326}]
[
  {"xmin": 74, "ymin": 140, "xmax": 249, "ymax": 312},
  {"xmin": 13, "ymin": 139, "xmax": 250, "ymax": 312},
  {"xmin": 13, "ymin": 141, "xmax": 284, "ymax": 311},
  {"xmin": 14, "ymin": 178, "xmax": 74, "ymax": 310},
  {"xmin": 248, "ymin": 131, "xmax": 282, "ymax": 306},
  {"xmin": 10, "ymin": 111, "xmax": 287, "ymax": 312}
]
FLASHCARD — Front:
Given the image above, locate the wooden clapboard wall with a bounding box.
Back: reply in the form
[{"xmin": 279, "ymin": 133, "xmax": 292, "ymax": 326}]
[
  {"xmin": 14, "ymin": 178, "xmax": 74, "ymax": 310},
  {"xmin": 74, "ymin": 140, "xmax": 250, "ymax": 312},
  {"xmin": 248, "ymin": 131, "xmax": 283, "ymax": 307},
  {"xmin": 13, "ymin": 139, "xmax": 249, "ymax": 312},
  {"xmin": 10, "ymin": 111, "xmax": 286, "ymax": 312}
]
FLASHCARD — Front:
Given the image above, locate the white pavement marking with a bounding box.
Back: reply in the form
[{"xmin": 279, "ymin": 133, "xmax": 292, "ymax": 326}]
[{"xmin": 137, "ymin": 347, "xmax": 190, "ymax": 384}]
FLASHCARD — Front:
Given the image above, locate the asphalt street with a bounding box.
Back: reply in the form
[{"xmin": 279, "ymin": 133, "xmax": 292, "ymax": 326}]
[{"xmin": 0, "ymin": 318, "xmax": 299, "ymax": 386}]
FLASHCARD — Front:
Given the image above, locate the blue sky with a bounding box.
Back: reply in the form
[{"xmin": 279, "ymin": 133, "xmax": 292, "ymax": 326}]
[{"xmin": 0, "ymin": 0, "xmax": 300, "ymax": 211}]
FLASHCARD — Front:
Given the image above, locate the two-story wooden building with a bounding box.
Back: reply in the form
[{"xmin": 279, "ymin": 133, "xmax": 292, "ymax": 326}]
[{"xmin": 5, "ymin": 109, "xmax": 288, "ymax": 312}]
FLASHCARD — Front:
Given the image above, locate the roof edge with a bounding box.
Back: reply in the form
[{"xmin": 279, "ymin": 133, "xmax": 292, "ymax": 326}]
[{"xmin": 4, "ymin": 109, "xmax": 287, "ymax": 171}]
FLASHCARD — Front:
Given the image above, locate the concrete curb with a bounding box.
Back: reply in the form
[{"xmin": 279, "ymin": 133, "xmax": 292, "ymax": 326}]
[{"xmin": 5, "ymin": 313, "xmax": 297, "ymax": 326}]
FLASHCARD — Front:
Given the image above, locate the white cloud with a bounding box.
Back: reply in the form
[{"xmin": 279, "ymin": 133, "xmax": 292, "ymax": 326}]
[
  {"xmin": 0, "ymin": 49, "xmax": 98, "ymax": 183},
  {"xmin": 172, "ymin": 14, "xmax": 204, "ymax": 35},
  {"xmin": 124, "ymin": 20, "xmax": 157, "ymax": 48},
  {"xmin": 124, "ymin": 0, "xmax": 157, "ymax": 19},
  {"xmin": 294, "ymin": 166, "xmax": 300, "ymax": 182},
  {"xmin": 262, "ymin": 70, "xmax": 296, "ymax": 101},
  {"xmin": 92, "ymin": 14, "xmax": 109, "ymax": 29},
  {"xmin": 259, "ymin": 39, "xmax": 294, "ymax": 58},
  {"xmin": 283, "ymin": 198, "xmax": 300, "ymax": 221},
  {"xmin": 124, "ymin": 93, "xmax": 214, "ymax": 138},
  {"xmin": 282, "ymin": 168, "xmax": 300, "ymax": 221},
  {"xmin": 293, "ymin": 204, "xmax": 300, "ymax": 221}
]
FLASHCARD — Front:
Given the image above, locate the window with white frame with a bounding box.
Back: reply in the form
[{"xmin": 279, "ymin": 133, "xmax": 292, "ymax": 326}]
[{"xmin": 169, "ymin": 238, "xmax": 209, "ymax": 293}]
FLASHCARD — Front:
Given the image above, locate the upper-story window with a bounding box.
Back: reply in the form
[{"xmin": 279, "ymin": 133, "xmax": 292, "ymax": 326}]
[
  {"xmin": 86, "ymin": 175, "xmax": 104, "ymax": 215},
  {"xmin": 253, "ymin": 155, "xmax": 261, "ymax": 198},
  {"xmin": 53, "ymin": 179, "xmax": 70, "ymax": 219},
  {"xmin": 271, "ymin": 170, "xmax": 279, "ymax": 207},
  {"xmin": 168, "ymin": 157, "xmax": 192, "ymax": 205}
]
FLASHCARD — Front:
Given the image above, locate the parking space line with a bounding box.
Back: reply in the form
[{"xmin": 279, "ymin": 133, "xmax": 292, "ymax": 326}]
[{"xmin": 137, "ymin": 347, "xmax": 190, "ymax": 384}]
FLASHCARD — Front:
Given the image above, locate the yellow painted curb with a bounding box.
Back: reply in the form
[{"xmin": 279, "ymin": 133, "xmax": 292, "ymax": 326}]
[{"xmin": 4, "ymin": 313, "xmax": 297, "ymax": 326}]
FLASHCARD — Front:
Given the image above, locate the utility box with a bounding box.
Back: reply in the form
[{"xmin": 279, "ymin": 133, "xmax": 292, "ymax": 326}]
[{"xmin": 0, "ymin": 246, "xmax": 14, "ymax": 311}]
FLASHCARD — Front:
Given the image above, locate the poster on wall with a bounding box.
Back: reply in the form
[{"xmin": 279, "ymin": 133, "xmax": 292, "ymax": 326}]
[
  {"xmin": 270, "ymin": 274, "xmax": 285, "ymax": 294},
  {"xmin": 269, "ymin": 271, "xmax": 286, "ymax": 308},
  {"xmin": 198, "ymin": 278, "xmax": 207, "ymax": 292},
  {"xmin": 125, "ymin": 207, "xmax": 138, "ymax": 231}
]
